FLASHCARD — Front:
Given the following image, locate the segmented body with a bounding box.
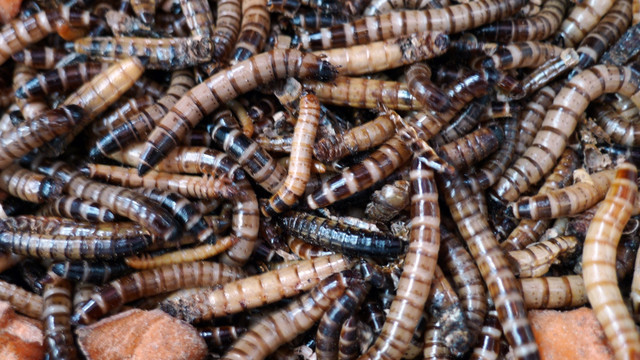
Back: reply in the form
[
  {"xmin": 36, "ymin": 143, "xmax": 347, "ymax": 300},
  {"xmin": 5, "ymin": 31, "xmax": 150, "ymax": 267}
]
[
  {"xmin": 440, "ymin": 172, "xmax": 539, "ymax": 360},
  {"xmin": 263, "ymin": 94, "xmax": 321, "ymax": 216},
  {"xmin": 507, "ymin": 235, "xmax": 578, "ymax": 277},
  {"xmin": 42, "ymin": 276, "xmax": 77, "ymax": 360},
  {"xmin": 299, "ymin": 0, "xmax": 526, "ymax": 49},
  {"xmin": 493, "ymin": 65, "xmax": 640, "ymax": 202},
  {"xmin": 138, "ymin": 49, "xmax": 337, "ymax": 176},
  {"xmin": 90, "ymin": 70, "xmax": 195, "ymax": 158},
  {"xmin": 359, "ymin": 154, "xmax": 440, "ymax": 360},
  {"xmin": 71, "ymin": 36, "xmax": 213, "ymax": 70},
  {"xmin": 15, "ymin": 62, "xmax": 110, "ymax": 99},
  {"xmin": 582, "ymin": 162, "xmax": 640, "ymax": 358},
  {"xmin": 0, "ymin": 278, "xmax": 43, "ymax": 318},
  {"xmin": 38, "ymin": 196, "xmax": 116, "ymax": 223},
  {"xmin": 0, "ymin": 164, "xmax": 60, "ymax": 204},
  {"xmin": 222, "ymin": 271, "xmax": 358, "ymax": 360},
  {"xmin": 474, "ymin": 0, "xmax": 569, "ymax": 41},
  {"xmin": 520, "ymin": 275, "xmax": 587, "ymax": 308},
  {"xmin": 50, "ymin": 260, "xmax": 130, "ymax": 284},
  {"xmin": 72, "ymin": 261, "xmax": 247, "ymax": 324},
  {"xmin": 159, "ymin": 254, "xmax": 353, "ymax": 323}
]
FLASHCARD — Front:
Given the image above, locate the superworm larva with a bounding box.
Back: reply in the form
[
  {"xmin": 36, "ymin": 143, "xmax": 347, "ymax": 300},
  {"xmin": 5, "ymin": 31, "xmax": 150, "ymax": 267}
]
[
  {"xmin": 72, "ymin": 261, "xmax": 247, "ymax": 324},
  {"xmin": 582, "ymin": 162, "xmax": 640, "ymax": 359}
]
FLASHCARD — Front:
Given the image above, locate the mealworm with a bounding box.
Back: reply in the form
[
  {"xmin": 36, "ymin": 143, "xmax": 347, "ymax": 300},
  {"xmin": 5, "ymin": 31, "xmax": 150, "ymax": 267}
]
[
  {"xmin": 130, "ymin": 0, "xmax": 156, "ymax": 24},
  {"xmin": 279, "ymin": 212, "xmax": 405, "ymax": 257},
  {"xmin": 479, "ymin": 101, "xmax": 521, "ymax": 122},
  {"xmin": 299, "ymin": 0, "xmax": 525, "ymax": 49},
  {"xmin": 138, "ymin": 49, "xmax": 337, "ymax": 176},
  {"xmin": 439, "ymin": 226, "xmax": 487, "ymax": 346},
  {"xmin": 424, "ymin": 320, "xmax": 454, "ymax": 360},
  {"xmin": 13, "ymin": 64, "xmax": 48, "ymax": 121},
  {"xmin": 593, "ymin": 102, "xmax": 640, "ymax": 146},
  {"xmin": 82, "ymin": 164, "xmax": 235, "ymax": 200},
  {"xmin": 483, "ymin": 41, "xmax": 564, "ymax": 70},
  {"xmin": 92, "ymin": 95, "xmax": 155, "ymax": 135},
  {"xmin": 338, "ymin": 316, "xmax": 359, "ymax": 360},
  {"xmin": 200, "ymin": 326, "xmax": 247, "ymax": 353},
  {"xmin": 520, "ymin": 275, "xmax": 587, "ymax": 309},
  {"xmin": 124, "ymin": 236, "xmax": 238, "ymax": 269},
  {"xmin": 126, "ymin": 75, "xmax": 167, "ymax": 100},
  {"xmin": 0, "ymin": 5, "xmax": 95, "ymax": 66},
  {"xmin": 11, "ymin": 46, "xmax": 67, "ymax": 69},
  {"xmin": 313, "ymin": 32, "xmax": 449, "ymax": 76},
  {"xmin": 247, "ymin": 96, "xmax": 278, "ymax": 122},
  {"xmin": 222, "ymin": 271, "xmax": 358, "ymax": 360},
  {"xmin": 440, "ymin": 171, "xmax": 539, "ymax": 360},
  {"xmin": 286, "ymin": 235, "xmax": 334, "ymax": 259},
  {"xmin": 231, "ymin": 0, "xmax": 270, "ymax": 62},
  {"xmin": 37, "ymin": 196, "xmax": 117, "ymax": 223},
  {"xmin": 254, "ymin": 134, "xmax": 291, "ymax": 153},
  {"xmin": 316, "ymin": 280, "xmax": 370, "ymax": 360},
  {"xmin": 291, "ymin": 8, "xmax": 349, "ymax": 30},
  {"xmin": 0, "ymin": 278, "xmax": 43, "ymax": 318},
  {"xmin": 493, "ymin": 65, "xmax": 640, "ymax": 203},
  {"xmin": 0, "ymin": 230, "xmax": 151, "ymax": 260},
  {"xmin": 365, "ymin": 179, "xmax": 410, "ymax": 222},
  {"xmin": 71, "ymin": 36, "xmax": 213, "ymax": 70},
  {"xmin": 263, "ymin": 93, "xmax": 320, "ymax": 216},
  {"xmin": 515, "ymin": 83, "xmax": 562, "ymax": 155},
  {"xmin": 304, "ymin": 77, "xmax": 423, "ymax": 111},
  {"xmin": 138, "ymin": 188, "xmax": 214, "ymax": 242},
  {"xmin": 0, "ymin": 164, "xmax": 61, "ymax": 204},
  {"xmin": 72, "ymin": 261, "xmax": 247, "ymax": 325},
  {"xmin": 268, "ymin": 0, "xmax": 343, "ymax": 15},
  {"xmin": 227, "ymin": 99, "xmax": 254, "ymax": 137},
  {"xmin": 0, "ymin": 105, "xmax": 85, "ymax": 168},
  {"xmin": 54, "ymin": 57, "xmax": 145, "ymax": 153},
  {"xmin": 507, "ymin": 235, "xmax": 578, "ymax": 277},
  {"xmin": 437, "ymin": 126, "xmax": 503, "ymax": 171},
  {"xmin": 510, "ymin": 169, "xmax": 615, "ymax": 220},
  {"xmin": 432, "ymin": 99, "xmax": 487, "ymax": 146},
  {"xmin": 212, "ymin": 0, "xmax": 241, "ymax": 61},
  {"xmin": 465, "ymin": 118, "xmax": 517, "ymax": 193},
  {"xmin": 42, "ymin": 276, "xmax": 77, "ymax": 360},
  {"xmin": 45, "ymin": 162, "xmax": 181, "ymax": 243},
  {"xmin": 208, "ymin": 123, "xmax": 287, "ymax": 193},
  {"xmin": 360, "ymin": 154, "xmax": 440, "ymax": 360},
  {"xmin": 0, "ymin": 217, "xmax": 150, "ymax": 240},
  {"xmin": 406, "ymin": 62, "xmax": 450, "ymax": 113},
  {"xmin": 219, "ymin": 178, "xmax": 260, "ymax": 266},
  {"xmin": 50, "ymin": 260, "xmax": 130, "ymax": 284},
  {"xmin": 574, "ymin": 0, "xmax": 632, "ymax": 70},
  {"xmin": 469, "ymin": 310, "xmax": 501, "ymax": 360},
  {"xmin": 364, "ymin": 0, "xmax": 447, "ymax": 16},
  {"xmin": 15, "ymin": 62, "xmax": 110, "ymax": 100},
  {"xmin": 632, "ymin": 249, "xmax": 640, "ymax": 320},
  {"xmin": 521, "ymin": 48, "xmax": 579, "ymax": 97},
  {"xmin": 307, "ymin": 135, "xmax": 412, "ymax": 209},
  {"xmin": 553, "ymin": 0, "xmax": 616, "ymax": 48},
  {"xmin": 90, "ymin": 70, "xmax": 195, "ymax": 159},
  {"xmin": 159, "ymin": 254, "xmax": 353, "ymax": 323},
  {"xmin": 583, "ymin": 162, "xmax": 640, "ymax": 358},
  {"xmin": 474, "ymin": 0, "xmax": 568, "ymax": 42}
]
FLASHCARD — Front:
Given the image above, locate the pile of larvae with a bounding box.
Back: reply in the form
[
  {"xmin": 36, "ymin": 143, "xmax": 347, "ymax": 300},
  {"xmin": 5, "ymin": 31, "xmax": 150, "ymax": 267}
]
[{"xmin": 0, "ymin": 0, "xmax": 639, "ymax": 358}]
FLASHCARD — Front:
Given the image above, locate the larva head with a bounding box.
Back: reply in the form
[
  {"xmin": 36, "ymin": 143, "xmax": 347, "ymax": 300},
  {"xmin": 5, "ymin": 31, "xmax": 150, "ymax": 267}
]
[{"xmin": 315, "ymin": 60, "xmax": 338, "ymax": 82}]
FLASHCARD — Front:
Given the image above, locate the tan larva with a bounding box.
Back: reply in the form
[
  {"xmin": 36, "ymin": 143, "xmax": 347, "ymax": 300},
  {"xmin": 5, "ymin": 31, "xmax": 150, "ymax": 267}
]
[
  {"xmin": 583, "ymin": 162, "xmax": 640, "ymax": 359},
  {"xmin": 299, "ymin": 0, "xmax": 526, "ymax": 49},
  {"xmin": 139, "ymin": 49, "xmax": 336, "ymax": 176},
  {"xmin": 159, "ymin": 254, "xmax": 354, "ymax": 323},
  {"xmin": 312, "ymin": 32, "xmax": 449, "ymax": 76},
  {"xmin": 510, "ymin": 169, "xmax": 615, "ymax": 220},
  {"xmin": 520, "ymin": 275, "xmax": 587, "ymax": 309},
  {"xmin": 502, "ymin": 148, "xmax": 578, "ymax": 251},
  {"xmin": 493, "ymin": 65, "xmax": 640, "ymax": 202},
  {"xmin": 507, "ymin": 235, "xmax": 578, "ymax": 277},
  {"xmin": 0, "ymin": 278, "xmax": 43, "ymax": 318},
  {"xmin": 72, "ymin": 261, "xmax": 247, "ymax": 325},
  {"xmin": 304, "ymin": 77, "xmax": 423, "ymax": 111},
  {"xmin": 263, "ymin": 93, "xmax": 321, "ymax": 216}
]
